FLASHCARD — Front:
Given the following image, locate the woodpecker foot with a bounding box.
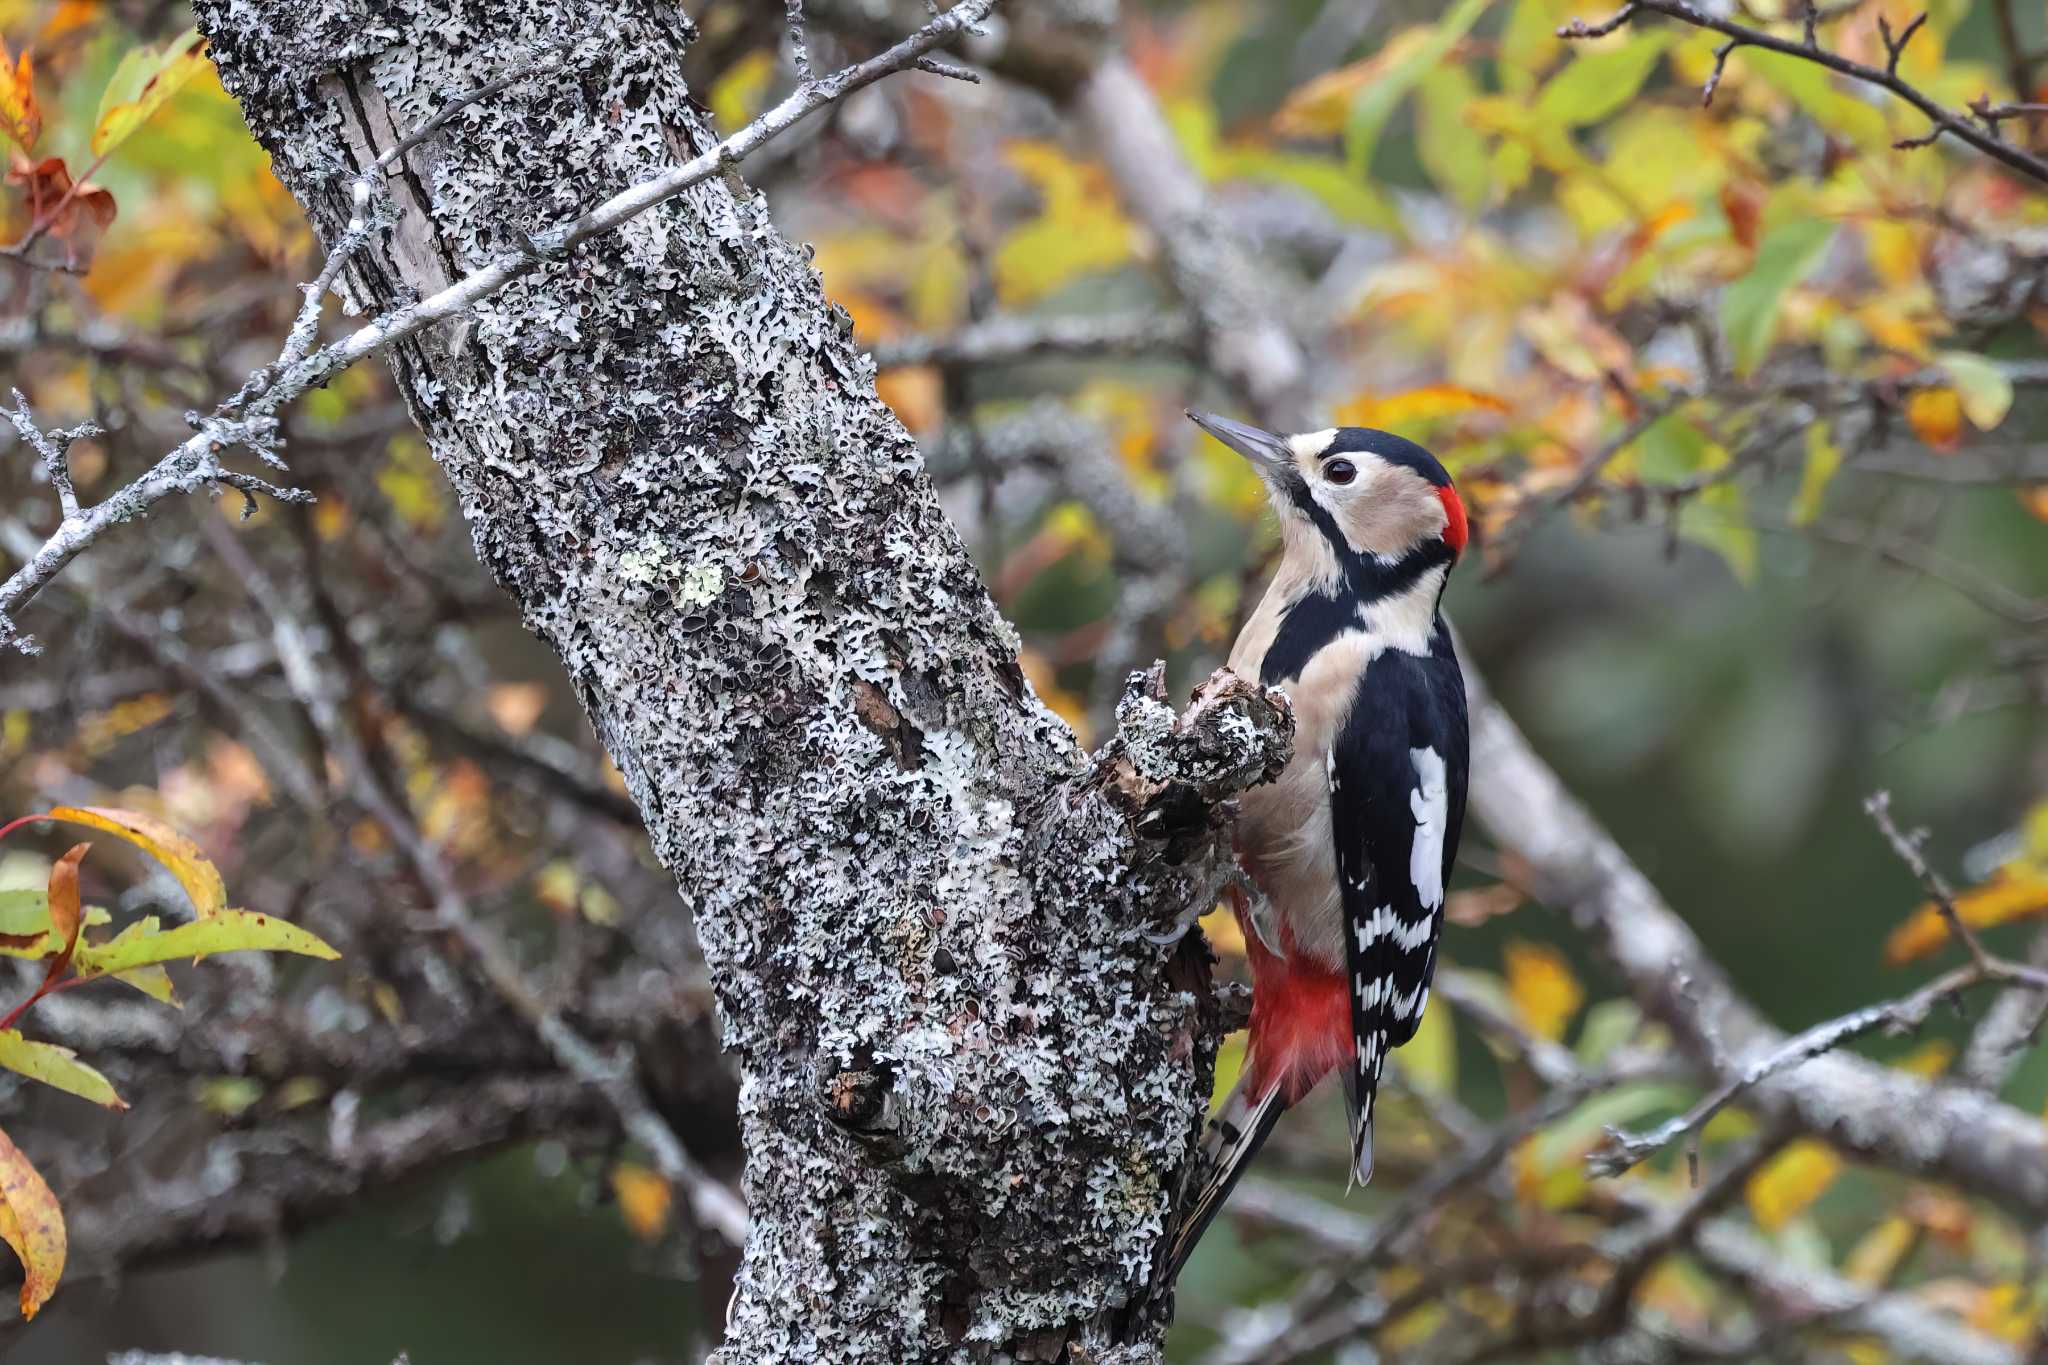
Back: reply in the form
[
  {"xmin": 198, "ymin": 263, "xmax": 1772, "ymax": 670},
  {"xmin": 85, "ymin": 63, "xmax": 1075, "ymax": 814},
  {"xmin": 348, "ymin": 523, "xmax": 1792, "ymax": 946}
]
[{"xmin": 1228, "ymin": 867, "xmax": 1285, "ymax": 958}]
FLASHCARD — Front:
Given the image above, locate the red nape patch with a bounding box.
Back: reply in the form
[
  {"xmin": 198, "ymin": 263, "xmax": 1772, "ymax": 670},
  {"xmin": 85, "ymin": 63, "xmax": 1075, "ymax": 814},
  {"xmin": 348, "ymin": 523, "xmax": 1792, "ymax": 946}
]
[{"xmin": 1437, "ymin": 484, "xmax": 1468, "ymax": 556}]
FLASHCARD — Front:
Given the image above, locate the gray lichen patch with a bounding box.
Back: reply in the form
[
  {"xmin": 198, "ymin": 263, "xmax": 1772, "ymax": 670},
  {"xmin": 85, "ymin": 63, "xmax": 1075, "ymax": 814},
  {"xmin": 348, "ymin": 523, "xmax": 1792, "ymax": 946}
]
[{"xmin": 196, "ymin": 2, "xmax": 1291, "ymax": 1358}]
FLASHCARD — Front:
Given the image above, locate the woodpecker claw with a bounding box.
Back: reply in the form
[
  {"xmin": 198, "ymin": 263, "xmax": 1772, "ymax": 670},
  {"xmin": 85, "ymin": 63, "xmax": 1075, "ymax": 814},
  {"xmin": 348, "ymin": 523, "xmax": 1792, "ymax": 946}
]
[
  {"xmin": 1229, "ymin": 866, "xmax": 1286, "ymax": 958},
  {"xmin": 1142, "ymin": 899, "xmax": 1207, "ymax": 946}
]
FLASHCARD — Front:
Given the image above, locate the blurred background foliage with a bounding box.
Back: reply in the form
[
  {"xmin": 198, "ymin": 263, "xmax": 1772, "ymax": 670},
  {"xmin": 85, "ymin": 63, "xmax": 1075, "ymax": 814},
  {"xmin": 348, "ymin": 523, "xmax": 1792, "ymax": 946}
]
[{"xmin": 3, "ymin": 0, "xmax": 2048, "ymax": 1359}]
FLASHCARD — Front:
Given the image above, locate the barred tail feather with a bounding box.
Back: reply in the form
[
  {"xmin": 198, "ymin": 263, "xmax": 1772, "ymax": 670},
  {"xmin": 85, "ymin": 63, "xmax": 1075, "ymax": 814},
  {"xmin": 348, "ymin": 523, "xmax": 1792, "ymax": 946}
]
[
  {"xmin": 1339, "ymin": 1051, "xmax": 1377, "ymax": 1189},
  {"xmin": 1167, "ymin": 1076, "xmax": 1286, "ymax": 1281}
]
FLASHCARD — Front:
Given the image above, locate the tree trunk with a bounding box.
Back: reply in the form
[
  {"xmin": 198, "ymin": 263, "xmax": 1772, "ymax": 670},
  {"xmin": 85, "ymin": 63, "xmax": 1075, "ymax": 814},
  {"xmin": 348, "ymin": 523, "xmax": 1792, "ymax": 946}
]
[{"xmin": 195, "ymin": 3, "xmax": 1288, "ymax": 1359}]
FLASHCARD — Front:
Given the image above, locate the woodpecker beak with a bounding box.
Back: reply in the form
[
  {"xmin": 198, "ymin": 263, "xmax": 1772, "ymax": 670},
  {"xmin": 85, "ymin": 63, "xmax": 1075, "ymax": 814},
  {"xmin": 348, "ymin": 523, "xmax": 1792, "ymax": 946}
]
[{"xmin": 1187, "ymin": 409, "xmax": 1292, "ymax": 477}]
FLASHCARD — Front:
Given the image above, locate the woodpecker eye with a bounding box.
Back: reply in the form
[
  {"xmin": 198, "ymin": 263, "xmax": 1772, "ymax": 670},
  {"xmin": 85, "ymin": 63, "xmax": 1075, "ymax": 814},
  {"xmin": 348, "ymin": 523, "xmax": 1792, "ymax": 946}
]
[{"xmin": 1325, "ymin": 459, "xmax": 1357, "ymax": 486}]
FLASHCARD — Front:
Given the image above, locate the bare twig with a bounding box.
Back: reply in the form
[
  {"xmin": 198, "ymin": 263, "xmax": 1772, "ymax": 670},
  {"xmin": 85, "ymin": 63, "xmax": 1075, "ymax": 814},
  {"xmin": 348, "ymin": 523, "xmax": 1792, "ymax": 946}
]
[
  {"xmin": 872, "ymin": 311, "xmax": 1194, "ymax": 370},
  {"xmin": 1563, "ymin": 0, "xmax": 2048, "ymax": 184},
  {"xmin": 4, "ymin": 389, "xmax": 95, "ymax": 520},
  {"xmin": 205, "ymin": 524, "xmax": 749, "ymax": 1246},
  {"xmin": 0, "ymin": 0, "xmax": 999, "ymax": 653}
]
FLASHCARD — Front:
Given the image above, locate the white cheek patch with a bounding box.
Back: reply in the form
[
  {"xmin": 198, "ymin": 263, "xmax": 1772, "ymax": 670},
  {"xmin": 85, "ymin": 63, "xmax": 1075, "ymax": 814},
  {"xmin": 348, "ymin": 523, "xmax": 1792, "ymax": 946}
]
[{"xmin": 1408, "ymin": 746, "xmax": 1449, "ymax": 910}]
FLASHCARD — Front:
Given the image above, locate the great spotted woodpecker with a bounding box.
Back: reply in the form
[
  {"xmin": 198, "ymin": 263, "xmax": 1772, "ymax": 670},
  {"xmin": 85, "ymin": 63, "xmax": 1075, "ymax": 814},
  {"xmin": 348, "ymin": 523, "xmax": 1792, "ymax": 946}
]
[{"xmin": 1172, "ymin": 410, "xmax": 1470, "ymax": 1275}]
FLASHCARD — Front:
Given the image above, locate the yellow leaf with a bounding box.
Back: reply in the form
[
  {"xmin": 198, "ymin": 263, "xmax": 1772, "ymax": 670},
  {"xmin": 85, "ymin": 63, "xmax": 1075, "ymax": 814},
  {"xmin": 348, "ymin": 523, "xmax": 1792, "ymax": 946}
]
[
  {"xmin": 1746, "ymin": 1139, "xmax": 1842, "ymax": 1231},
  {"xmin": 611, "ymin": 1161, "xmax": 672, "ymax": 1241},
  {"xmin": 709, "ymin": 49, "xmax": 774, "ymax": 133},
  {"xmin": 1791, "ymin": 422, "xmax": 1841, "ymax": 527},
  {"xmin": 1865, "ymin": 220, "xmax": 1922, "ymax": 289},
  {"xmin": 1200, "ymin": 905, "xmax": 1245, "ymax": 959},
  {"xmin": 1389, "ymin": 991, "xmax": 1456, "ymax": 1095},
  {"xmin": 993, "ymin": 142, "xmax": 1136, "ymax": 305},
  {"xmin": 0, "ymin": 1124, "xmax": 63, "ymax": 1319},
  {"xmin": 0, "ymin": 1031, "xmax": 123, "ymax": 1108},
  {"xmin": 1332, "ymin": 384, "xmax": 1511, "ymax": 429},
  {"xmin": 1905, "ymin": 387, "xmax": 1964, "ymax": 452},
  {"xmin": 0, "ymin": 40, "xmax": 37, "ymax": 153},
  {"xmin": 1885, "ymin": 867, "xmax": 2048, "ymax": 964},
  {"xmin": 91, "ymin": 28, "xmax": 208, "ymax": 158},
  {"xmin": 43, "ymin": 806, "xmax": 225, "ymax": 918},
  {"xmin": 1970, "ymin": 1282, "xmax": 2033, "ymax": 1342},
  {"xmin": 376, "ymin": 436, "xmax": 446, "ymax": 533},
  {"xmin": 1209, "ymin": 1030, "xmax": 1247, "ymax": 1113},
  {"xmin": 1504, "ymin": 939, "xmax": 1583, "ymax": 1041},
  {"xmin": 1844, "ymin": 1214, "xmax": 1916, "ymax": 1285}
]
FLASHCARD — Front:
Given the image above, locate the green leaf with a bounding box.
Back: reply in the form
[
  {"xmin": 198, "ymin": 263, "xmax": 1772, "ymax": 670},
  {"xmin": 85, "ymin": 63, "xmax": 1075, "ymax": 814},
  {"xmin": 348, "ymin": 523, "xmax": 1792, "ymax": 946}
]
[
  {"xmin": 1533, "ymin": 33, "xmax": 1668, "ymax": 129},
  {"xmin": 0, "ymin": 891, "xmax": 48, "ymax": 943},
  {"xmin": 72, "ymin": 908, "xmax": 339, "ymax": 980},
  {"xmin": 0, "ymin": 899, "xmax": 110, "ymax": 961},
  {"xmin": 87, "ymin": 919, "xmax": 176, "ymax": 1005},
  {"xmin": 1389, "ymin": 995, "xmax": 1456, "ymax": 1095},
  {"xmin": 1680, "ymin": 482, "xmax": 1759, "ymax": 586},
  {"xmin": 1722, "ymin": 218, "xmax": 1836, "ymax": 375},
  {"xmin": 0, "ymin": 1032, "xmax": 123, "ymax": 1109},
  {"xmin": 1935, "ymin": 352, "xmax": 2014, "ymax": 430},
  {"xmin": 1417, "ymin": 66, "xmax": 1489, "ymax": 210},
  {"xmin": 1573, "ymin": 999, "xmax": 1644, "ymax": 1066},
  {"xmin": 1792, "ymin": 422, "xmax": 1842, "ymax": 527},
  {"xmin": 92, "ymin": 27, "xmax": 208, "ymax": 158},
  {"xmin": 1342, "ymin": 0, "xmax": 1491, "ymax": 178},
  {"xmin": 1633, "ymin": 411, "xmax": 1714, "ymax": 483}
]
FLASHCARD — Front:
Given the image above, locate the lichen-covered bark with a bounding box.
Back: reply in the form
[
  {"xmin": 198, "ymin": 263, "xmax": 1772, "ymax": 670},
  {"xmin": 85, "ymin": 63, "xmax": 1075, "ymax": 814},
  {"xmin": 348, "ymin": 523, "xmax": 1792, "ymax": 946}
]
[{"xmin": 194, "ymin": 3, "xmax": 1287, "ymax": 1359}]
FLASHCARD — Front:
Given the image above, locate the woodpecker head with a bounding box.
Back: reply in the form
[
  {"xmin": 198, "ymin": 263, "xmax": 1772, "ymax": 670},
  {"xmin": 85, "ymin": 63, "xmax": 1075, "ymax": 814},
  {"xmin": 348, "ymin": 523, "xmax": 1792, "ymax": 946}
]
[{"xmin": 1187, "ymin": 410, "xmax": 1468, "ymax": 569}]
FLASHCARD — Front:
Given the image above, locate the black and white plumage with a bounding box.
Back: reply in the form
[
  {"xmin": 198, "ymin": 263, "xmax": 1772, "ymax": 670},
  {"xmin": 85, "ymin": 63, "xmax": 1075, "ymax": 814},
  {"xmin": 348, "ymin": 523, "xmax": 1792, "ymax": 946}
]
[{"xmin": 1168, "ymin": 412, "xmax": 1469, "ymax": 1278}]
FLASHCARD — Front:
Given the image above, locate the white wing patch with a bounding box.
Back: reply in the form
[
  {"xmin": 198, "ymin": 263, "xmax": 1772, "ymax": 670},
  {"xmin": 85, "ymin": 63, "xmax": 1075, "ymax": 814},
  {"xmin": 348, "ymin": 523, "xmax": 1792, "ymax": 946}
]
[{"xmin": 1408, "ymin": 746, "xmax": 1449, "ymax": 910}]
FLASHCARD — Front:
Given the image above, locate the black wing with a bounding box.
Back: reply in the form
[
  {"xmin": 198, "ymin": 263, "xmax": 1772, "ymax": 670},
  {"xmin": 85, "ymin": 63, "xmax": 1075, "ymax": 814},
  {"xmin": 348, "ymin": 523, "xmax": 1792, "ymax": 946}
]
[{"xmin": 1328, "ymin": 628, "xmax": 1468, "ymax": 1183}]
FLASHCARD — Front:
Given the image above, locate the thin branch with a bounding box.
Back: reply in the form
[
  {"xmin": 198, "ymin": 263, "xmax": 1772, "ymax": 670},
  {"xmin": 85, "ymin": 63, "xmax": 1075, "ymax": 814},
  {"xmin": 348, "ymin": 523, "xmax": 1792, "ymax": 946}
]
[
  {"xmin": 787, "ymin": 0, "xmax": 814, "ymax": 80},
  {"xmin": 200, "ymin": 522, "xmax": 748, "ymax": 1247},
  {"xmin": 3, "ymin": 390, "xmax": 95, "ymax": 520},
  {"xmin": 871, "ymin": 310, "xmax": 1194, "ymax": 370},
  {"xmin": 0, "ymin": 0, "xmax": 999, "ymax": 653},
  {"xmin": 1563, "ymin": 0, "xmax": 2048, "ymax": 184}
]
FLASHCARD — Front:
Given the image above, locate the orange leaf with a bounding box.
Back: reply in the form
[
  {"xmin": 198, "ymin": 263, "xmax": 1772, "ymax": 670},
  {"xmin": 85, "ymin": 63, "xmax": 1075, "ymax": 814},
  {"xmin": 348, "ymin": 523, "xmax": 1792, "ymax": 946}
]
[
  {"xmin": 0, "ymin": 43, "xmax": 37, "ymax": 154},
  {"xmin": 4, "ymin": 154, "xmax": 116, "ymax": 265},
  {"xmin": 44, "ymin": 844, "xmax": 84, "ymax": 960},
  {"xmin": 1885, "ymin": 868, "xmax": 2048, "ymax": 964},
  {"xmin": 0, "ymin": 1124, "xmax": 63, "ymax": 1319},
  {"xmin": 610, "ymin": 1162, "xmax": 672, "ymax": 1241},
  {"xmin": 1504, "ymin": 940, "xmax": 1583, "ymax": 1041},
  {"xmin": 1720, "ymin": 180, "xmax": 1764, "ymax": 252},
  {"xmin": 1905, "ymin": 387, "xmax": 1964, "ymax": 451},
  {"xmin": 42, "ymin": 807, "xmax": 224, "ymax": 918},
  {"xmin": 484, "ymin": 683, "xmax": 548, "ymax": 738},
  {"xmin": 1444, "ymin": 882, "xmax": 1524, "ymax": 928},
  {"xmin": 2017, "ymin": 484, "xmax": 2048, "ymax": 522}
]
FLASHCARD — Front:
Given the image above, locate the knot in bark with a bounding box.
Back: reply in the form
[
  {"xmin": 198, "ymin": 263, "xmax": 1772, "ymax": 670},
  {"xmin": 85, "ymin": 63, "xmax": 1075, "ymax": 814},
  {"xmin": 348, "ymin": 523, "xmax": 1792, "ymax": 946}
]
[{"xmin": 1106, "ymin": 665, "xmax": 1292, "ymax": 842}]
